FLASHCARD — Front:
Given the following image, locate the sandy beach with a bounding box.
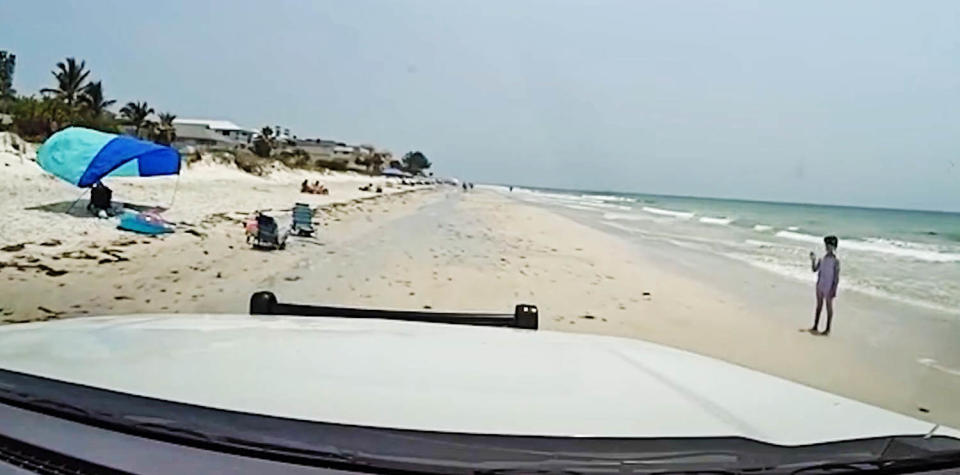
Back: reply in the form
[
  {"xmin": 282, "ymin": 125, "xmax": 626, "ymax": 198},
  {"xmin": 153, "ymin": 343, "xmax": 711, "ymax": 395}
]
[
  {"xmin": 2, "ymin": 139, "xmax": 958, "ymax": 429},
  {"xmin": 0, "ymin": 136, "xmax": 433, "ymax": 320}
]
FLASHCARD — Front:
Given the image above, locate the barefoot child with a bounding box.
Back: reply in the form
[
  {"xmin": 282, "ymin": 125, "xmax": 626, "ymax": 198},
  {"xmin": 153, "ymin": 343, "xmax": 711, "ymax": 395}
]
[{"xmin": 809, "ymin": 235, "xmax": 840, "ymax": 335}]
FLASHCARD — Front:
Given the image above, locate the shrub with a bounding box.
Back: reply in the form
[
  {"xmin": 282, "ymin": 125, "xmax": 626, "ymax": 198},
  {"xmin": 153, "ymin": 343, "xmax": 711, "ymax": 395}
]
[{"xmin": 312, "ymin": 158, "xmax": 349, "ymax": 171}]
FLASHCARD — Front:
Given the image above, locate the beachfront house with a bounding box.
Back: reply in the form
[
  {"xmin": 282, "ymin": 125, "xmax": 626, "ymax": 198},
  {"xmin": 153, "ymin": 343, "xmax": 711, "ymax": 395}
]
[
  {"xmin": 332, "ymin": 145, "xmax": 355, "ymax": 157},
  {"xmin": 172, "ymin": 119, "xmax": 257, "ymax": 147},
  {"xmin": 290, "ymin": 138, "xmax": 386, "ymax": 172},
  {"xmin": 292, "ymin": 138, "xmax": 338, "ymax": 157}
]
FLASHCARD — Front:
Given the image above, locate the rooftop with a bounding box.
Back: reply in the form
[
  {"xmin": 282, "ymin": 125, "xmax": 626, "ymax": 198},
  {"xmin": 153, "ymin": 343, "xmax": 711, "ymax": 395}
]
[
  {"xmin": 172, "ymin": 122, "xmax": 239, "ymax": 144},
  {"xmin": 173, "ymin": 118, "xmax": 255, "ymax": 133}
]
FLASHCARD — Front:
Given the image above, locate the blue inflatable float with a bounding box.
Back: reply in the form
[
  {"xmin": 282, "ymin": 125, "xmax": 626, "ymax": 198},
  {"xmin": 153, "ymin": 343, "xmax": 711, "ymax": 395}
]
[{"xmin": 118, "ymin": 211, "xmax": 174, "ymax": 235}]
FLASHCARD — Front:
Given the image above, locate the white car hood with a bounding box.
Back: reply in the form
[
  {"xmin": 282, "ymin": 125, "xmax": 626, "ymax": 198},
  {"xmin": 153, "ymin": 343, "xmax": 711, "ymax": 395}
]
[{"xmin": 0, "ymin": 314, "xmax": 955, "ymax": 445}]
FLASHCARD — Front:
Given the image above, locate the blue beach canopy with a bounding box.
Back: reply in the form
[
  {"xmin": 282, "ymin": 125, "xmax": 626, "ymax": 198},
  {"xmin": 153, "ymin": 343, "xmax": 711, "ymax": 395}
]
[{"xmin": 37, "ymin": 127, "xmax": 181, "ymax": 187}]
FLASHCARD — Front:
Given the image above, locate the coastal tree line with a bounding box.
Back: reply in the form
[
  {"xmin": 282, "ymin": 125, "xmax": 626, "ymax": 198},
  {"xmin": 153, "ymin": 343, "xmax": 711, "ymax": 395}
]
[
  {"xmin": 0, "ymin": 55, "xmax": 177, "ymax": 145},
  {"xmin": 0, "ymin": 52, "xmax": 432, "ymax": 175}
]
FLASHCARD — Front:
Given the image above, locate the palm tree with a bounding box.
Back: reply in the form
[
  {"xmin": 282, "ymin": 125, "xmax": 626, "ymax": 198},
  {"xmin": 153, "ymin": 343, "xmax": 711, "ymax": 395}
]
[
  {"xmin": 0, "ymin": 51, "xmax": 16, "ymax": 104},
  {"xmin": 119, "ymin": 101, "xmax": 154, "ymax": 137},
  {"xmin": 141, "ymin": 120, "xmax": 158, "ymax": 142},
  {"xmin": 252, "ymin": 126, "xmax": 275, "ymax": 157},
  {"xmin": 154, "ymin": 112, "xmax": 177, "ymax": 145},
  {"xmin": 40, "ymin": 58, "xmax": 91, "ymax": 106},
  {"xmin": 80, "ymin": 81, "xmax": 115, "ymax": 117},
  {"xmin": 158, "ymin": 112, "xmax": 176, "ymax": 128}
]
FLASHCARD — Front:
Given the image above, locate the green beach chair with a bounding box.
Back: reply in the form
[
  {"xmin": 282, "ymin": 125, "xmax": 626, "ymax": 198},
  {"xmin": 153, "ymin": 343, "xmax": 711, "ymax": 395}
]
[{"xmin": 292, "ymin": 203, "xmax": 315, "ymax": 237}]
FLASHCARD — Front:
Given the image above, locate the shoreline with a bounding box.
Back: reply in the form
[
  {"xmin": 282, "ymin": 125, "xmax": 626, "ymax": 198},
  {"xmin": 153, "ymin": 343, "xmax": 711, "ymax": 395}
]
[
  {"xmin": 498, "ymin": 185, "xmax": 960, "ymax": 318},
  {"xmin": 494, "ymin": 191, "xmax": 960, "ymax": 426},
  {"xmin": 269, "ymin": 189, "xmax": 960, "ymax": 427}
]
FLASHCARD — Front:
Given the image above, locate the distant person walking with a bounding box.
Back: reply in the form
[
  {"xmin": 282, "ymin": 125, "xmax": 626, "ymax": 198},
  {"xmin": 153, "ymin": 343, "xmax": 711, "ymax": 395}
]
[{"xmin": 809, "ymin": 235, "xmax": 840, "ymax": 335}]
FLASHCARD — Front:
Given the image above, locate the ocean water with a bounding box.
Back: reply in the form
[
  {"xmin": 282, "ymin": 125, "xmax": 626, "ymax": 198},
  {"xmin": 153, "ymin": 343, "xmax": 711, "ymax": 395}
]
[{"xmin": 493, "ymin": 186, "xmax": 960, "ymax": 315}]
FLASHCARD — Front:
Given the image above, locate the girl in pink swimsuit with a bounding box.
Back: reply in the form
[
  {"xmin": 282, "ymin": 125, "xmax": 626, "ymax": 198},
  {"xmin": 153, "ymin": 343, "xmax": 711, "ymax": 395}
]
[{"xmin": 809, "ymin": 235, "xmax": 840, "ymax": 335}]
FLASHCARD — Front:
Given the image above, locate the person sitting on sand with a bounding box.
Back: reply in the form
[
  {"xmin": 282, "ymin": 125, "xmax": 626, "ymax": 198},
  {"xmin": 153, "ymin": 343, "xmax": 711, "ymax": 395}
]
[
  {"xmin": 302, "ymin": 181, "xmax": 328, "ymax": 195},
  {"xmin": 809, "ymin": 235, "xmax": 840, "ymax": 335},
  {"xmin": 244, "ymin": 215, "xmax": 259, "ymax": 243},
  {"xmin": 87, "ymin": 181, "xmax": 115, "ymax": 218}
]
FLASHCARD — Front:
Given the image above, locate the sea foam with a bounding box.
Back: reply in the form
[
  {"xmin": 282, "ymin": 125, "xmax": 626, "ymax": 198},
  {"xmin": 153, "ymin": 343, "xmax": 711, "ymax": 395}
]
[
  {"xmin": 776, "ymin": 231, "xmax": 960, "ymax": 262},
  {"xmin": 699, "ymin": 216, "xmax": 733, "ymax": 225},
  {"xmin": 642, "ymin": 206, "xmax": 694, "ymax": 219},
  {"xmin": 602, "ymin": 212, "xmax": 650, "ymax": 221}
]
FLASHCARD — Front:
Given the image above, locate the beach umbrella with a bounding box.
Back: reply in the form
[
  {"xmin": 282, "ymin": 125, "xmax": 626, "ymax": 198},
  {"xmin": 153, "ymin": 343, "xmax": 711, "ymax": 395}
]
[{"xmin": 37, "ymin": 127, "xmax": 181, "ymax": 187}]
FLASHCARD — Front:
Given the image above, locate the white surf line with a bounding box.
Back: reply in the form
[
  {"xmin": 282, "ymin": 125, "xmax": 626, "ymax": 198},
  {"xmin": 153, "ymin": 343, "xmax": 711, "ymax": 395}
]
[{"xmin": 641, "ymin": 206, "xmax": 694, "ymax": 219}]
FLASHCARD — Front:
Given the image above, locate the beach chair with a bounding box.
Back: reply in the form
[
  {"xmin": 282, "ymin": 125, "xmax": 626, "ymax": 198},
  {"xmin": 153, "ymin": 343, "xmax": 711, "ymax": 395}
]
[
  {"xmin": 252, "ymin": 213, "xmax": 287, "ymax": 250},
  {"xmin": 291, "ymin": 203, "xmax": 315, "ymax": 237}
]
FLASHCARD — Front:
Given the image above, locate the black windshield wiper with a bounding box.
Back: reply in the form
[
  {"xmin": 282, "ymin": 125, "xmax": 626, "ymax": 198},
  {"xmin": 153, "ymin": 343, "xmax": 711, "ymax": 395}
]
[
  {"xmin": 786, "ymin": 449, "xmax": 960, "ymax": 474},
  {"xmin": 478, "ymin": 468, "xmax": 741, "ymax": 474},
  {"xmin": 249, "ymin": 291, "xmax": 539, "ymax": 329},
  {"xmin": 471, "ymin": 450, "xmax": 754, "ymax": 474}
]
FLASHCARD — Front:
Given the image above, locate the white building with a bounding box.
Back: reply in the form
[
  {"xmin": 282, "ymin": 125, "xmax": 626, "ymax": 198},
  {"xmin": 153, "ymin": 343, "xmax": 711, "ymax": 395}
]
[
  {"xmin": 332, "ymin": 145, "xmax": 355, "ymax": 156},
  {"xmin": 172, "ymin": 119, "xmax": 257, "ymax": 145}
]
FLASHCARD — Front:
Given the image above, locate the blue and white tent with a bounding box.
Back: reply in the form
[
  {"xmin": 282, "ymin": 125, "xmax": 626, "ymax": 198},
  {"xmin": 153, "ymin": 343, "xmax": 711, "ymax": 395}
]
[{"xmin": 37, "ymin": 127, "xmax": 181, "ymax": 187}]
